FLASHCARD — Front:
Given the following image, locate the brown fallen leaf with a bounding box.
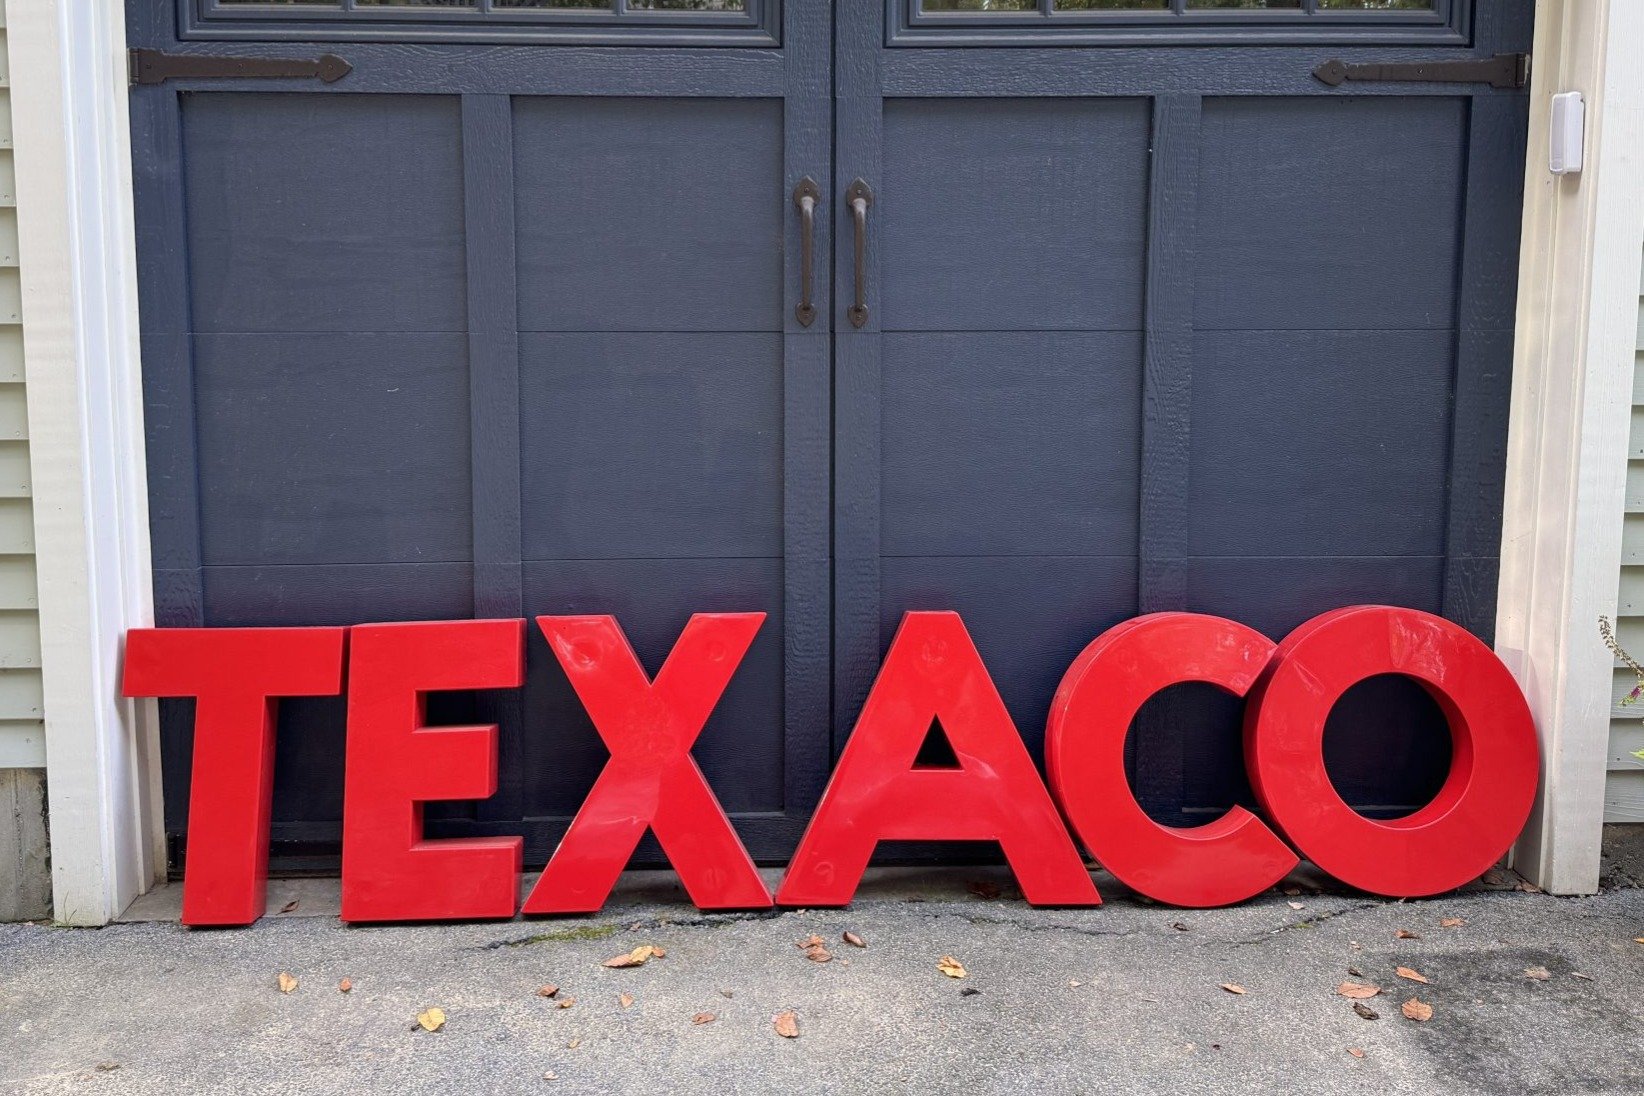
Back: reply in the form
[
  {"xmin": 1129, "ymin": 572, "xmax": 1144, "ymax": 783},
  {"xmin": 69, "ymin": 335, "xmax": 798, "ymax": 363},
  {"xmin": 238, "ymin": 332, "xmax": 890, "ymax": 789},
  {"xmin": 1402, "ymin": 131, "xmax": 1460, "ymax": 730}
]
[
  {"xmin": 795, "ymin": 935, "xmax": 825, "ymax": 950},
  {"xmin": 557, "ymin": 997, "xmax": 576, "ymax": 1010},
  {"xmin": 94, "ymin": 1063, "xmax": 120, "ymax": 1073},
  {"xmin": 937, "ymin": 956, "xmax": 968, "ymax": 979},
  {"xmin": 1634, "ymin": 937, "xmax": 1644, "ymax": 945},
  {"xmin": 1395, "ymin": 966, "xmax": 1429, "ymax": 985},
  {"xmin": 604, "ymin": 945, "xmax": 661, "ymax": 969},
  {"xmin": 719, "ymin": 989, "xmax": 734, "ymax": 999},
  {"xmin": 1572, "ymin": 972, "xmax": 1594, "ymax": 981},
  {"xmin": 1524, "ymin": 966, "xmax": 1551, "ymax": 981},
  {"xmin": 416, "ymin": 1007, "xmax": 446, "ymax": 1033},
  {"xmin": 1401, "ymin": 998, "xmax": 1433, "ymax": 1022},
  {"xmin": 1348, "ymin": 1048, "xmax": 1365, "ymax": 1059},
  {"xmin": 619, "ymin": 993, "xmax": 635, "ymax": 1009},
  {"xmin": 804, "ymin": 943, "xmax": 833, "ymax": 963},
  {"xmin": 1171, "ymin": 922, "xmax": 1190, "ymax": 932},
  {"xmin": 537, "ymin": 984, "xmax": 560, "ymax": 998},
  {"xmin": 279, "ymin": 900, "xmax": 299, "ymax": 914},
  {"xmin": 1352, "ymin": 1002, "xmax": 1379, "ymax": 1021},
  {"xmin": 1395, "ymin": 929, "xmax": 1420, "ymax": 940},
  {"xmin": 1281, "ymin": 886, "xmax": 1302, "ymax": 896},
  {"xmin": 568, "ymin": 1038, "xmax": 581, "ymax": 1050},
  {"xmin": 276, "ymin": 972, "xmax": 298, "ymax": 995},
  {"xmin": 1347, "ymin": 966, "xmax": 1364, "ymax": 978},
  {"xmin": 1440, "ymin": 917, "xmax": 1466, "ymax": 929},
  {"xmin": 692, "ymin": 1012, "xmax": 716, "ymax": 1025},
  {"xmin": 1336, "ymin": 982, "xmax": 1381, "ymax": 1000},
  {"xmin": 1517, "ymin": 881, "xmax": 1543, "ymax": 894},
  {"xmin": 774, "ymin": 1009, "xmax": 800, "ymax": 1038},
  {"xmin": 967, "ymin": 880, "xmax": 1003, "ymax": 900},
  {"xmin": 842, "ymin": 931, "xmax": 867, "ymax": 949},
  {"xmin": 338, "ymin": 978, "xmax": 353, "ymax": 994},
  {"xmin": 1219, "ymin": 983, "xmax": 1247, "ymax": 995}
]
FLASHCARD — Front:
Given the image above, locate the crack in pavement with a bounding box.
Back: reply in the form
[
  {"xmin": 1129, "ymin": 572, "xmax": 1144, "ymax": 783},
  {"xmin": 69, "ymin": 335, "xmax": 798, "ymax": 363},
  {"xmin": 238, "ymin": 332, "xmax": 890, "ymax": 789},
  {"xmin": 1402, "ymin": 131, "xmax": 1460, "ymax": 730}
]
[{"xmin": 1225, "ymin": 899, "xmax": 1384, "ymax": 948}]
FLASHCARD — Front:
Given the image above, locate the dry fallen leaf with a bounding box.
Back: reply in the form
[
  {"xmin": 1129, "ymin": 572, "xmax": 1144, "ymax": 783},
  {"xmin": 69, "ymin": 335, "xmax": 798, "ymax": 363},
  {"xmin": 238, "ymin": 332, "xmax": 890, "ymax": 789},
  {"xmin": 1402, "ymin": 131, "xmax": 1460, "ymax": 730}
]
[
  {"xmin": 1396, "ymin": 967, "xmax": 1429, "ymax": 985},
  {"xmin": 619, "ymin": 993, "xmax": 635, "ymax": 1009},
  {"xmin": 1281, "ymin": 886, "xmax": 1302, "ymax": 896},
  {"xmin": 1171, "ymin": 922, "xmax": 1190, "ymax": 932},
  {"xmin": 692, "ymin": 1012, "xmax": 716, "ymax": 1025},
  {"xmin": 1524, "ymin": 966, "xmax": 1551, "ymax": 981},
  {"xmin": 279, "ymin": 900, "xmax": 299, "ymax": 914},
  {"xmin": 1347, "ymin": 966, "xmax": 1364, "ymax": 978},
  {"xmin": 1336, "ymin": 982, "xmax": 1381, "ymax": 1000},
  {"xmin": 568, "ymin": 1038, "xmax": 581, "ymax": 1050},
  {"xmin": 543, "ymin": 1072, "xmax": 558, "ymax": 1082},
  {"xmin": 1401, "ymin": 998, "xmax": 1433, "ymax": 1022},
  {"xmin": 1069, "ymin": 980, "xmax": 1082, "ymax": 988},
  {"xmin": 338, "ymin": 978, "xmax": 353, "ymax": 994},
  {"xmin": 277, "ymin": 972, "xmax": 298, "ymax": 995},
  {"xmin": 1572, "ymin": 972, "xmax": 1594, "ymax": 981},
  {"xmin": 537, "ymin": 984, "xmax": 560, "ymax": 998},
  {"xmin": 604, "ymin": 945, "xmax": 661, "ymax": 969},
  {"xmin": 1352, "ymin": 1002, "xmax": 1379, "ymax": 1021},
  {"xmin": 1516, "ymin": 881, "xmax": 1543, "ymax": 894},
  {"xmin": 774, "ymin": 1009, "xmax": 800, "ymax": 1038},
  {"xmin": 1634, "ymin": 937, "xmax": 1644, "ymax": 945},
  {"xmin": 719, "ymin": 989, "xmax": 734, "ymax": 999},
  {"xmin": 804, "ymin": 943, "xmax": 833, "ymax": 963},
  {"xmin": 842, "ymin": 931, "xmax": 866, "ymax": 949},
  {"xmin": 1287, "ymin": 901, "xmax": 1305, "ymax": 911},
  {"xmin": 557, "ymin": 997, "xmax": 576, "ymax": 1010},
  {"xmin": 937, "ymin": 956, "xmax": 968, "ymax": 979},
  {"xmin": 796, "ymin": 935, "xmax": 825, "ymax": 950},
  {"xmin": 1395, "ymin": 929, "xmax": 1420, "ymax": 940},
  {"xmin": 967, "ymin": 881, "xmax": 1003, "ymax": 900},
  {"xmin": 416, "ymin": 1007, "xmax": 446, "ymax": 1033},
  {"xmin": 1348, "ymin": 1048, "xmax": 1365, "ymax": 1059},
  {"xmin": 1440, "ymin": 917, "xmax": 1466, "ymax": 929},
  {"xmin": 1219, "ymin": 983, "xmax": 1247, "ymax": 995}
]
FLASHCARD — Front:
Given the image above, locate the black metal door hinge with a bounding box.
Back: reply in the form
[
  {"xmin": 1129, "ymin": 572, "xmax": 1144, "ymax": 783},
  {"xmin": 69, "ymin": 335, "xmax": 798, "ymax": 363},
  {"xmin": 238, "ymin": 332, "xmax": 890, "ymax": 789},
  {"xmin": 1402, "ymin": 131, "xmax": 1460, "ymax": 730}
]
[
  {"xmin": 128, "ymin": 48, "xmax": 352, "ymax": 86},
  {"xmin": 1313, "ymin": 53, "xmax": 1529, "ymax": 90}
]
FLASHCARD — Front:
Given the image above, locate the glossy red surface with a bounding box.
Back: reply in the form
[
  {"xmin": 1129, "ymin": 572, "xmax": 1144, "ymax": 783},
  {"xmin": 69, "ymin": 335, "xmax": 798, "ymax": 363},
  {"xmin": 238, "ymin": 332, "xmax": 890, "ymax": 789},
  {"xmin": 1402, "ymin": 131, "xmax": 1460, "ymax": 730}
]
[
  {"xmin": 777, "ymin": 611, "xmax": 1101, "ymax": 908},
  {"xmin": 1046, "ymin": 613, "xmax": 1298, "ymax": 907},
  {"xmin": 340, "ymin": 619, "xmax": 525, "ymax": 923},
  {"xmin": 522, "ymin": 613, "xmax": 773, "ymax": 913},
  {"xmin": 121, "ymin": 627, "xmax": 346, "ymax": 927},
  {"xmin": 1245, "ymin": 605, "xmax": 1539, "ymax": 897}
]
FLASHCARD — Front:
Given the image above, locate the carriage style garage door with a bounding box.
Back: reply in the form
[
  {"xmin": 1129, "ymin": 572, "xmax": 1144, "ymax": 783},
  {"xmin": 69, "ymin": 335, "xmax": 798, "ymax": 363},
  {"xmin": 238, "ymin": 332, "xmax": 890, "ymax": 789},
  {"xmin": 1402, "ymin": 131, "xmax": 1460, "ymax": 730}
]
[{"xmin": 127, "ymin": 0, "xmax": 1532, "ymax": 871}]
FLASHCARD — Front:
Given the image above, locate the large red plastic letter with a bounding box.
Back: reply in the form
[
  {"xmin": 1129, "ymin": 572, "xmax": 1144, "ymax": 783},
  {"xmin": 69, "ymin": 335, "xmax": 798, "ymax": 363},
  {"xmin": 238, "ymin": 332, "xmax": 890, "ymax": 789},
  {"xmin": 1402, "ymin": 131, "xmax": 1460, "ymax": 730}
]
[
  {"xmin": 341, "ymin": 619, "xmax": 525, "ymax": 922},
  {"xmin": 122, "ymin": 627, "xmax": 346, "ymax": 926},
  {"xmin": 1245, "ymin": 605, "xmax": 1539, "ymax": 897},
  {"xmin": 777, "ymin": 611, "xmax": 1099, "ymax": 907},
  {"xmin": 1045, "ymin": 613, "xmax": 1297, "ymax": 907},
  {"xmin": 523, "ymin": 613, "xmax": 771, "ymax": 913}
]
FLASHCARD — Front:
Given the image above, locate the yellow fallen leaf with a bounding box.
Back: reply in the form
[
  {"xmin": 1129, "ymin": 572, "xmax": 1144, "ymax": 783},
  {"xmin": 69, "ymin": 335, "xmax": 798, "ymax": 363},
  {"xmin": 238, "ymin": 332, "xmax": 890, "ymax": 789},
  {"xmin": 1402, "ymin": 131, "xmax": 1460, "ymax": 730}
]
[
  {"xmin": 277, "ymin": 972, "xmax": 298, "ymax": 995},
  {"xmin": 692, "ymin": 1012, "xmax": 716, "ymax": 1025},
  {"xmin": 774, "ymin": 1009, "xmax": 800, "ymax": 1038},
  {"xmin": 1401, "ymin": 998, "xmax": 1433, "ymax": 1022},
  {"xmin": 338, "ymin": 978, "xmax": 353, "ymax": 994},
  {"xmin": 1220, "ymin": 983, "xmax": 1247, "ymax": 995},
  {"xmin": 1336, "ymin": 982, "xmax": 1381, "ymax": 1000},
  {"xmin": 604, "ymin": 945, "xmax": 660, "ymax": 969},
  {"xmin": 619, "ymin": 993, "xmax": 634, "ymax": 1009},
  {"xmin": 937, "ymin": 956, "xmax": 967, "ymax": 979},
  {"xmin": 416, "ymin": 1007, "xmax": 446, "ymax": 1033},
  {"xmin": 1395, "ymin": 967, "xmax": 1429, "ymax": 985}
]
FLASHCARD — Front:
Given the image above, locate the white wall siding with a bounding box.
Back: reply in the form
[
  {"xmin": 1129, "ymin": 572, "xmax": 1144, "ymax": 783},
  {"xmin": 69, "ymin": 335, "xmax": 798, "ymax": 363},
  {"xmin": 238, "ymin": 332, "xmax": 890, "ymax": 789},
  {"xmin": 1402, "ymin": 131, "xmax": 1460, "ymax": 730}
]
[
  {"xmin": 0, "ymin": 7, "xmax": 43, "ymax": 769},
  {"xmin": 1608, "ymin": 249, "xmax": 1644, "ymax": 822}
]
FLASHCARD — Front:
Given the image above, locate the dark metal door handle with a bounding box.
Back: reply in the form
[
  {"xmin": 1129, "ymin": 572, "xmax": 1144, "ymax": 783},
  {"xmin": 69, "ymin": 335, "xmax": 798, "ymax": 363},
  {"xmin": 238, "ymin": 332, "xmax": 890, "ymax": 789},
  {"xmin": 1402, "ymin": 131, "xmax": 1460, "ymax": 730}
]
[
  {"xmin": 793, "ymin": 177, "xmax": 819, "ymax": 328},
  {"xmin": 846, "ymin": 179, "xmax": 873, "ymax": 329}
]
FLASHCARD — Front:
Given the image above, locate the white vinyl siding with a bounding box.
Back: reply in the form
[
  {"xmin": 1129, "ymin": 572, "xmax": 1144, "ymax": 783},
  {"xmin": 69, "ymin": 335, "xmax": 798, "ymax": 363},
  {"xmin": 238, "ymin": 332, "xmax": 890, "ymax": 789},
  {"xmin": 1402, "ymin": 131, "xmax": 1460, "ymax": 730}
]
[
  {"xmin": 1607, "ymin": 249, "xmax": 1644, "ymax": 822},
  {"xmin": 0, "ymin": 2, "xmax": 44, "ymax": 769}
]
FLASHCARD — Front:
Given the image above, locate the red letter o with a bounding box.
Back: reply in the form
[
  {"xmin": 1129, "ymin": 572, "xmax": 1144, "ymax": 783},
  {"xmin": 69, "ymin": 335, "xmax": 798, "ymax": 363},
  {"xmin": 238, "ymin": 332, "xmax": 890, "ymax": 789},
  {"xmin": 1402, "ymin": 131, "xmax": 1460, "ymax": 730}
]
[{"xmin": 1245, "ymin": 606, "xmax": 1538, "ymax": 897}]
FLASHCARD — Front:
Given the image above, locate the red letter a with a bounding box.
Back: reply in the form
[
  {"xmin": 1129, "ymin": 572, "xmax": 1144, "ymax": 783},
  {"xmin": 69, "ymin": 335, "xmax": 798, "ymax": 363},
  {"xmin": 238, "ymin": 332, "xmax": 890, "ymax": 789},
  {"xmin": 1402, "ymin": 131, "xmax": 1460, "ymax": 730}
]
[
  {"xmin": 777, "ymin": 611, "xmax": 1099, "ymax": 907},
  {"xmin": 122, "ymin": 627, "xmax": 346, "ymax": 926}
]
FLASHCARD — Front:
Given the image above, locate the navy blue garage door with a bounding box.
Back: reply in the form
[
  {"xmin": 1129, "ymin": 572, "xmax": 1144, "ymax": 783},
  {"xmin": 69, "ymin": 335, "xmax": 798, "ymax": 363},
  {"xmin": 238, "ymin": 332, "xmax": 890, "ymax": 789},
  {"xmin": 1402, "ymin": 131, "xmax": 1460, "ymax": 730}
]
[{"xmin": 128, "ymin": 0, "xmax": 1530, "ymax": 871}]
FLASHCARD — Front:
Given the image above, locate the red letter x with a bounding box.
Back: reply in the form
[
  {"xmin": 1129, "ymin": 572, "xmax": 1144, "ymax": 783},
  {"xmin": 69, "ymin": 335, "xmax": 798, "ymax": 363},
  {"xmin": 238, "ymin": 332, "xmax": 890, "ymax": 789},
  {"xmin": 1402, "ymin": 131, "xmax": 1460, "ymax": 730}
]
[{"xmin": 522, "ymin": 613, "xmax": 772, "ymax": 913}]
